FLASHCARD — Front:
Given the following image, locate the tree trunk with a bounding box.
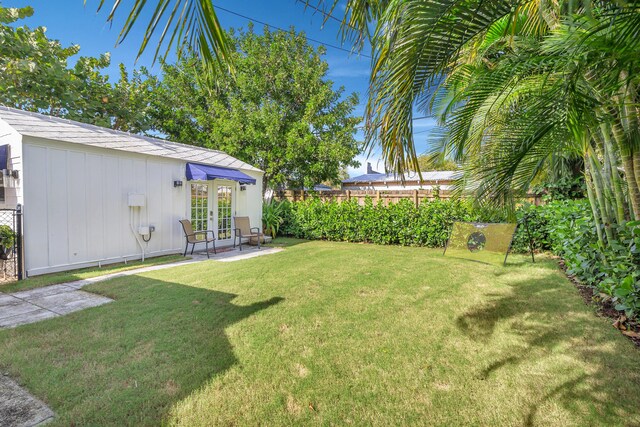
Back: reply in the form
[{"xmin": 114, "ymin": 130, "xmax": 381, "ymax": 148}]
[
  {"xmin": 623, "ymin": 152, "xmax": 640, "ymax": 220},
  {"xmin": 262, "ymin": 175, "xmax": 270, "ymax": 200},
  {"xmin": 634, "ymin": 152, "xmax": 640, "ymax": 204},
  {"xmin": 617, "ymin": 73, "xmax": 640, "ymax": 220},
  {"xmin": 588, "ymin": 153, "xmax": 615, "ymax": 243},
  {"xmin": 609, "ymin": 114, "xmax": 640, "ymax": 220},
  {"xmin": 584, "ymin": 157, "xmax": 605, "ymax": 248},
  {"xmin": 600, "ymin": 124, "xmax": 628, "ymax": 223}
]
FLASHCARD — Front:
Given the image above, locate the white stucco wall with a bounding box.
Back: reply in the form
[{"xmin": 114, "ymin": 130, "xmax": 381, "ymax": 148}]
[
  {"xmin": 235, "ymin": 170, "xmax": 264, "ymax": 233},
  {"xmin": 21, "ymin": 136, "xmax": 263, "ymax": 276}
]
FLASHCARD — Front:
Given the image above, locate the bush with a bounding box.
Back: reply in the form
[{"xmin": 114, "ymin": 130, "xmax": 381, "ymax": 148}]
[
  {"xmin": 262, "ymin": 200, "xmax": 285, "ymax": 238},
  {"xmin": 280, "ymin": 197, "xmax": 482, "ymax": 247},
  {"xmin": 0, "ymin": 225, "xmax": 15, "ymax": 248},
  {"xmin": 511, "ymin": 200, "xmax": 640, "ymax": 318}
]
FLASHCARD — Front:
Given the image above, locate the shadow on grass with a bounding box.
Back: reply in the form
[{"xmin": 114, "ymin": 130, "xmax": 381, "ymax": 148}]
[
  {"xmin": 0, "ymin": 276, "xmax": 283, "ymax": 425},
  {"xmin": 456, "ymin": 271, "xmax": 640, "ymax": 424}
]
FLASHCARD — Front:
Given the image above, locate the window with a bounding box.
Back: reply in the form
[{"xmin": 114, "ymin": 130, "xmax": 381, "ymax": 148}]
[
  {"xmin": 190, "ymin": 183, "xmax": 208, "ymax": 237},
  {"xmin": 217, "ymin": 185, "xmax": 232, "ymax": 240}
]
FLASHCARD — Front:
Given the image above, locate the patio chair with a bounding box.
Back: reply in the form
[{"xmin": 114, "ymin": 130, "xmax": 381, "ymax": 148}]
[
  {"xmin": 233, "ymin": 216, "xmax": 264, "ymax": 251},
  {"xmin": 178, "ymin": 219, "xmax": 216, "ymax": 258}
]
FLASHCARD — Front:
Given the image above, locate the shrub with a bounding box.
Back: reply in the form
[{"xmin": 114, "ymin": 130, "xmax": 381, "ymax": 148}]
[
  {"xmin": 280, "ymin": 197, "xmax": 481, "ymax": 246},
  {"xmin": 0, "ymin": 225, "xmax": 15, "ymax": 249},
  {"xmin": 262, "ymin": 200, "xmax": 285, "ymax": 238},
  {"xmin": 513, "ymin": 200, "xmax": 640, "ymax": 319}
]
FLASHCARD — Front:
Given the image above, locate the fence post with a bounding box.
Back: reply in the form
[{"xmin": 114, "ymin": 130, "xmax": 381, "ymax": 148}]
[
  {"xmin": 376, "ymin": 190, "xmax": 380, "ymax": 203},
  {"xmin": 301, "ymin": 190, "xmax": 305, "ymax": 201},
  {"xmin": 413, "ymin": 189, "xmax": 419, "ymax": 208},
  {"xmin": 16, "ymin": 204, "xmax": 23, "ymax": 280}
]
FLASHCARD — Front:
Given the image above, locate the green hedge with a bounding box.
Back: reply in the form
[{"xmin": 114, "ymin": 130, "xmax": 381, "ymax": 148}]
[
  {"xmin": 280, "ymin": 197, "xmax": 482, "ymax": 247},
  {"xmin": 278, "ymin": 197, "xmax": 640, "ymax": 319}
]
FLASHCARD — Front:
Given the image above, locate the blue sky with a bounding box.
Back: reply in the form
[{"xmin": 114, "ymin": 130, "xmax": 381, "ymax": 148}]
[{"xmin": 7, "ymin": 0, "xmax": 437, "ymax": 176}]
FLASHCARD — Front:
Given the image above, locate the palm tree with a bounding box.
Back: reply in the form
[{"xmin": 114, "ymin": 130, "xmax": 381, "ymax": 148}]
[
  {"xmin": 97, "ymin": 0, "xmax": 640, "ymax": 220},
  {"xmin": 325, "ymin": 0, "xmax": 640, "ymax": 221},
  {"xmin": 445, "ymin": 5, "xmax": 640, "ymax": 223},
  {"xmin": 91, "ymin": 0, "xmax": 231, "ymax": 67}
]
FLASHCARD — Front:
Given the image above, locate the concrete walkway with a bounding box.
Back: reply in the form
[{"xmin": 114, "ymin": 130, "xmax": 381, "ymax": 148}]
[
  {"xmin": 0, "ymin": 286, "xmax": 113, "ymax": 329},
  {"xmin": 0, "ymin": 246, "xmax": 283, "ymax": 329}
]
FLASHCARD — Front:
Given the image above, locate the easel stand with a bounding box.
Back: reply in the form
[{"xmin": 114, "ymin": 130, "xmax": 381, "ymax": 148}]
[{"xmin": 503, "ymin": 214, "xmax": 536, "ymax": 266}]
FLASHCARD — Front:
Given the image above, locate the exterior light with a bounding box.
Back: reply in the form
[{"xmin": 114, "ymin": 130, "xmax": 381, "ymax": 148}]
[{"xmin": 2, "ymin": 169, "xmax": 18, "ymax": 188}]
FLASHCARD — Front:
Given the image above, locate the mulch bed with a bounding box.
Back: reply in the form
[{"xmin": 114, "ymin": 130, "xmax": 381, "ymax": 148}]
[{"xmin": 557, "ymin": 258, "xmax": 640, "ymax": 349}]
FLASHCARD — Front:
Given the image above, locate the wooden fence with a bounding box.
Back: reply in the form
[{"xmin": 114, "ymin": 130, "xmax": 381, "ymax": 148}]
[{"xmin": 275, "ymin": 189, "xmax": 543, "ymax": 207}]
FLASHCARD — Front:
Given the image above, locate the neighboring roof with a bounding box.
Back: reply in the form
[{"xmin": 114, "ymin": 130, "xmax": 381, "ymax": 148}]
[
  {"xmin": 343, "ymin": 170, "xmax": 460, "ymax": 184},
  {"xmin": 310, "ymin": 184, "xmax": 333, "ymax": 191},
  {"xmin": 0, "ymin": 106, "xmax": 260, "ymax": 172}
]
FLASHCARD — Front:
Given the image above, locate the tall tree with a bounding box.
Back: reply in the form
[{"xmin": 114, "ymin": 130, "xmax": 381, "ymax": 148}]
[
  {"xmin": 426, "ymin": 4, "xmax": 640, "ymax": 223},
  {"xmin": 320, "ymin": 0, "xmax": 640, "ymax": 220},
  {"xmin": 110, "ymin": 64, "xmax": 158, "ymax": 133},
  {"xmin": 121, "ymin": 27, "xmax": 362, "ymax": 191},
  {"xmin": 0, "ymin": 5, "xmax": 115, "ymax": 127}
]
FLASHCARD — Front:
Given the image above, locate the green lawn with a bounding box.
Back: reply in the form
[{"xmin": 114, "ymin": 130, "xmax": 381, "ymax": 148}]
[{"xmin": 1, "ymin": 240, "xmax": 639, "ymax": 426}]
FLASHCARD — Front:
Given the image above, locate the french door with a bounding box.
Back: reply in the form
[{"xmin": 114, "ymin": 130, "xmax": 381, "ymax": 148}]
[
  {"xmin": 190, "ymin": 183, "xmax": 210, "ymax": 239},
  {"xmin": 190, "ymin": 181, "xmax": 234, "ymax": 241},
  {"xmin": 216, "ymin": 184, "xmax": 233, "ymax": 241}
]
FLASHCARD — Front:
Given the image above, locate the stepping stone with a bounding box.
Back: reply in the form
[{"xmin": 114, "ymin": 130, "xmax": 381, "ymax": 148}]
[
  {"xmin": 10, "ymin": 284, "xmax": 75, "ymax": 300},
  {"xmin": 24, "ymin": 291, "xmax": 112, "ymax": 316},
  {"xmin": 0, "ymin": 293, "xmax": 17, "ymax": 305},
  {"xmin": 0, "ymin": 298, "xmax": 41, "ymax": 320},
  {"xmin": 1, "ymin": 288, "xmax": 112, "ymax": 329},
  {"xmin": 0, "ymin": 375, "xmax": 54, "ymax": 426},
  {"xmin": 0, "ymin": 309, "xmax": 58, "ymax": 329},
  {"xmin": 47, "ymin": 293, "xmax": 112, "ymax": 316}
]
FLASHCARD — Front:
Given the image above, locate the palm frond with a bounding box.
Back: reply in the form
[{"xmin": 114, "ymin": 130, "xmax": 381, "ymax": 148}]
[{"xmin": 90, "ymin": 0, "xmax": 232, "ymax": 69}]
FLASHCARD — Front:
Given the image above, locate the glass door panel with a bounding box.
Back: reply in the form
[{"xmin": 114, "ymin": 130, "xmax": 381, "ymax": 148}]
[
  {"xmin": 217, "ymin": 185, "xmax": 232, "ymax": 240},
  {"xmin": 190, "ymin": 183, "xmax": 209, "ymax": 239}
]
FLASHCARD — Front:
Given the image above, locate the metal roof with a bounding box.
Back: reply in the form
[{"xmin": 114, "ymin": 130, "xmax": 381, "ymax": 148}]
[
  {"xmin": 0, "ymin": 106, "xmax": 261, "ymax": 172},
  {"xmin": 343, "ymin": 170, "xmax": 460, "ymax": 183}
]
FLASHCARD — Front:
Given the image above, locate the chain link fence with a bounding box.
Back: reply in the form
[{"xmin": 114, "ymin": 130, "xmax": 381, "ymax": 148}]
[{"xmin": 0, "ymin": 207, "xmax": 23, "ymax": 283}]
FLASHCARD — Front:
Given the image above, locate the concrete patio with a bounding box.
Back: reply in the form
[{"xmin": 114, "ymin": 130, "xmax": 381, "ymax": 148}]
[{"xmin": 0, "ymin": 285, "xmax": 113, "ymax": 329}]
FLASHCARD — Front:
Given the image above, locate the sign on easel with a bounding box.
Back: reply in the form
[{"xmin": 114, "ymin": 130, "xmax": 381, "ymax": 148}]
[{"xmin": 443, "ymin": 221, "xmax": 534, "ymax": 266}]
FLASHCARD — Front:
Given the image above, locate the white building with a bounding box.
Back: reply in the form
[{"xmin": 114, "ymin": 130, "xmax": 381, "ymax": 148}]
[
  {"xmin": 342, "ymin": 162, "xmax": 459, "ymax": 191},
  {"xmin": 0, "ymin": 107, "xmax": 264, "ymax": 276}
]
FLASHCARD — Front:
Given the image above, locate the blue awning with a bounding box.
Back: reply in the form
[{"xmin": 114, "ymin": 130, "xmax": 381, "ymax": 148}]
[
  {"xmin": 0, "ymin": 145, "xmax": 8, "ymax": 170},
  {"xmin": 185, "ymin": 163, "xmax": 256, "ymax": 185}
]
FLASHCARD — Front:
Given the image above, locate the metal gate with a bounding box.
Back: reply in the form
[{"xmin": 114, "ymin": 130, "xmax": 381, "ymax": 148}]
[{"xmin": 0, "ymin": 205, "xmax": 23, "ymax": 282}]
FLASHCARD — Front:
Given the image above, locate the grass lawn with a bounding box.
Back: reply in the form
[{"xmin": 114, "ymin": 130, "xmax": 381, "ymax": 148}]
[
  {"xmin": 0, "ymin": 240, "xmax": 639, "ymax": 425},
  {"xmin": 0, "ymin": 254, "xmax": 187, "ymax": 294}
]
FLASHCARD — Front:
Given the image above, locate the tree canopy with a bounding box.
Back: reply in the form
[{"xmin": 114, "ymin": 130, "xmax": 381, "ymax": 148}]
[
  {"xmin": 0, "ymin": 5, "xmax": 115, "ymax": 126},
  {"xmin": 0, "ymin": 6, "xmax": 361, "ymax": 191},
  {"xmin": 117, "ymin": 27, "xmax": 361, "ymax": 190}
]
